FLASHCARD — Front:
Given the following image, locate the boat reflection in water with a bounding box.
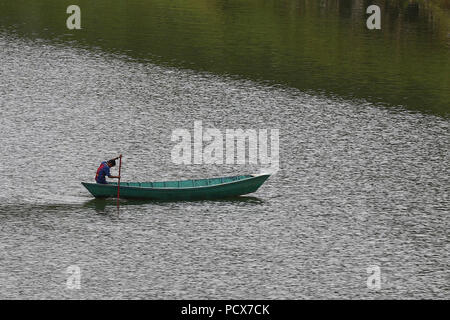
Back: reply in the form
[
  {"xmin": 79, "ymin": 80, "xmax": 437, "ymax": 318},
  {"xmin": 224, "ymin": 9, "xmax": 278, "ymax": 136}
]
[{"xmin": 82, "ymin": 196, "xmax": 265, "ymax": 213}]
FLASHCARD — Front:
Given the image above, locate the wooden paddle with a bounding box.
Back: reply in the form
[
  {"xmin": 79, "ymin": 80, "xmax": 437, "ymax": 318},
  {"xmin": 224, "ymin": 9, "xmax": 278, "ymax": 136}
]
[{"xmin": 117, "ymin": 154, "xmax": 122, "ymax": 207}]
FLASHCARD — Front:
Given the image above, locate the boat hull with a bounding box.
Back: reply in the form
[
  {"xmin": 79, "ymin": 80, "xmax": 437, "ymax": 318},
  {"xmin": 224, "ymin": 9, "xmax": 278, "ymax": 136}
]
[{"xmin": 81, "ymin": 174, "xmax": 270, "ymax": 201}]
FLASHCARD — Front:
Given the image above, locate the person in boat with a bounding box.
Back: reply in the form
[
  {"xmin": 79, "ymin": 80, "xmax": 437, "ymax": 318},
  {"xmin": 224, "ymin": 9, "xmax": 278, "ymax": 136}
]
[{"xmin": 95, "ymin": 156, "xmax": 121, "ymax": 184}]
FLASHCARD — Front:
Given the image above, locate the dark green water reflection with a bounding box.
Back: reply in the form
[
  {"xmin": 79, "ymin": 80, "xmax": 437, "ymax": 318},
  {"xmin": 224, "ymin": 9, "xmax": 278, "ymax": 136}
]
[{"xmin": 0, "ymin": 0, "xmax": 448, "ymax": 115}]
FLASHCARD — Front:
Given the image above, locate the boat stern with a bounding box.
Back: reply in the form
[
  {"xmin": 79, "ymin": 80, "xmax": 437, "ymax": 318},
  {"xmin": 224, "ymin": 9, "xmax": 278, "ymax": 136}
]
[{"xmin": 81, "ymin": 182, "xmax": 116, "ymax": 198}]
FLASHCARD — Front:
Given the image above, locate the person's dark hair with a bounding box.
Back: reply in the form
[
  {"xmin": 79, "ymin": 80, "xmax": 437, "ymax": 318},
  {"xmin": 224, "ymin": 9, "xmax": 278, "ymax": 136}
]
[{"xmin": 107, "ymin": 159, "xmax": 116, "ymax": 167}]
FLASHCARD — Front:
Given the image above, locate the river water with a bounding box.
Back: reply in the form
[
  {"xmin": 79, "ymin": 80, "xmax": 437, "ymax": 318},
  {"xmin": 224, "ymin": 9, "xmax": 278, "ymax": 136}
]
[{"xmin": 0, "ymin": 0, "xmax": 449, "ymax": 299}]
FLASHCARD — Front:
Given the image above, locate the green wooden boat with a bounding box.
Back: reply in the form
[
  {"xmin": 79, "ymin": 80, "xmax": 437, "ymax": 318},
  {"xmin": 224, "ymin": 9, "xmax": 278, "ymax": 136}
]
[{"xmin": 81, "ymin": 173, "xmax": 270, "ymax": 201}]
